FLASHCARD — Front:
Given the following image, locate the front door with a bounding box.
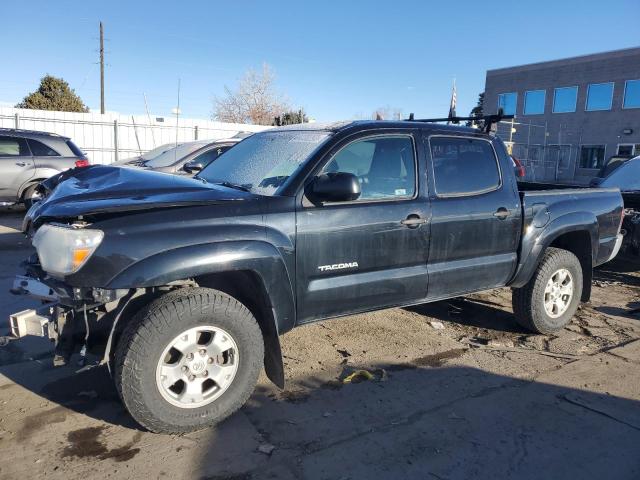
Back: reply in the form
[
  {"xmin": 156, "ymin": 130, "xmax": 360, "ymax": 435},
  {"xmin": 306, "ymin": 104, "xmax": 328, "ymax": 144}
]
[
  {"xmin": 425, "ymin": 135, "xmax": 521, "ymax": 299},
  {"xmin": 0, "ymin": 135, "xmax": 34, "ymax": 203},
  {"xmin": 296, "ymin": 132, "xmax": 430, "ymax": 323}
]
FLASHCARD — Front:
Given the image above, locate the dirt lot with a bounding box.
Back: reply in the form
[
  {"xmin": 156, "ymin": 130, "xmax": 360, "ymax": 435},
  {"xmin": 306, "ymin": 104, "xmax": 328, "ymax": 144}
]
[{"xmin": 1, "ymin": 207, "xmax": 639, "ymax": 480}]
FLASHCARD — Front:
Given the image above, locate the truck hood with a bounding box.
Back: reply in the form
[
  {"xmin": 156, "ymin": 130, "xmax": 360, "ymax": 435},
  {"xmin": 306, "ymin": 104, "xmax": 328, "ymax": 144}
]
[{"xmin": 27, "ymin": 165, "xmax": 253, "ymax": 225}]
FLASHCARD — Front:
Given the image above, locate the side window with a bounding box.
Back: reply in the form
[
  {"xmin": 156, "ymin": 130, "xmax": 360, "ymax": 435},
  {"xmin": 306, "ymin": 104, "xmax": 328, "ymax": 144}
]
[
  {"xmin": 192, "ymin": 149, "xmax": 220, "ymax": 168},
  {"xmin": 0, "ymin": 136, "xmax": 29, "ymax": 157},
  {"xmin": 430, "ymin": 137, "xmax": 500, "ymax": 196},
  {"xmin": 192, "ymin": 145, "xmax": 232, "ymax": 168},
  {"xmin": 27, "ymin": 139, "xmax": 60, "ymax": 156},
  {"xmin": 322, "ymin": 136, "xmax": 416, "ymax": 201}
]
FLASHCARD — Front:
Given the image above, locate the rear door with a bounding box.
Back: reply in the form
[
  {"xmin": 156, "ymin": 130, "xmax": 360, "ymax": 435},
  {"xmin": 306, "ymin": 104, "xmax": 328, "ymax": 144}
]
[
  {"xmin": 0, "ymin": 135, "xmax": 34, "ymax": 202},
  {"xmin": 295, "ymin": 131, "xmax": 431, "ymax": 323},
  {"xmin": 27, "ymin": 138, "xmax": 76, "ymax": 173},
  {"xmin": 425, "ymin": 134, "xmax": 521, "ymax": 299}
]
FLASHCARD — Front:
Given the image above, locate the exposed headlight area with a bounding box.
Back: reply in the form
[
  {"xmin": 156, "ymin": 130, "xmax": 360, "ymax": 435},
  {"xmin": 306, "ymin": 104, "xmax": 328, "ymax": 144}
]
[{"xmin": 32, "ymin": 224, "xmax": 104, "ymax": 277}]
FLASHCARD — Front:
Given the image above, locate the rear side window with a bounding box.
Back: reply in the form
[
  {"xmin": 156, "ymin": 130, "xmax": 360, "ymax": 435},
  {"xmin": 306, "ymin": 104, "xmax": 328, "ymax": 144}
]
[
  {"xmin": 0, "ymin": 135, "xmax": 29, "ymax": 156},
  {"xmin": 430, "ymin": 137, "xmax": 500, "ymax": 196},
  {"xmin": 27, "ymin": 139, "xmax": 60, "ymax": 156},
  {"xmin": 66, "ymin": 140, "xmax": 85, "ymax": 157},
  {"xmin": 322, "ymin": 135, "xmax": 416, "ymax": 201}
]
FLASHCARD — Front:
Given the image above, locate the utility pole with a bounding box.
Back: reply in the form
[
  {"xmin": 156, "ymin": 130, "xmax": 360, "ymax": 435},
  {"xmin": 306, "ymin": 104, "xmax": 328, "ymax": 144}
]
[{"xmin": 100, "ymin": 21, "xmax": 105, "ymax": 114}]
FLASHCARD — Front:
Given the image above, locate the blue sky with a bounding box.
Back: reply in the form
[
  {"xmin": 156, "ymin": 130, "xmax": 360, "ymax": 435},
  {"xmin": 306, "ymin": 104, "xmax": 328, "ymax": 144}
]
[{"xmin": 2, "ymin": 0, "xmax": 639, "ymax": 122}]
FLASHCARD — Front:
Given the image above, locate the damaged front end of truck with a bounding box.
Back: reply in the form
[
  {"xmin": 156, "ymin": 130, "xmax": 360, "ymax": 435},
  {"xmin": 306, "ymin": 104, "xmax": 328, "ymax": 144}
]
[{"xmin": 8, "ymin": 164, "xmax": 258, "ymax": 369}]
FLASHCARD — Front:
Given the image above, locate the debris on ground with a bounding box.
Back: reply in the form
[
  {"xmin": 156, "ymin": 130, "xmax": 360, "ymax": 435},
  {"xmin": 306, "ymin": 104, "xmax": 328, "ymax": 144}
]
[
  {"xmin": 257, "ymin": 443, "xmax": 276, "ymax": 455},
  {"xmin": 430, "ymin": 321, "xmax": 445, "ymax": 330},
  {"xmin": 342, "ymin": 368, "xmax": 388, "ymax": 384}
]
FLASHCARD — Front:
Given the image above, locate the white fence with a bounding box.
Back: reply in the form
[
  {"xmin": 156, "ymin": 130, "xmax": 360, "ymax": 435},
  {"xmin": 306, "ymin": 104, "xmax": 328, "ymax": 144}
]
[{"xmin": 0, "ymin": 107, "xmax": 267, "ymax": 164}]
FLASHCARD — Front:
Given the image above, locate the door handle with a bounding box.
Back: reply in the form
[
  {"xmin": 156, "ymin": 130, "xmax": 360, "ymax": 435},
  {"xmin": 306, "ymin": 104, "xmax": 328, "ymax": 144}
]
[
  {"xmin": 15, "ymin": 162, "xmax": 27, "ymax": 167},
  {"xmin": 401, "ymin": 215, "xmax": 427, "ymax": 228},
  {"xmin": 493, "ymin": 207, "xmax": 510, "ymax": 220}
]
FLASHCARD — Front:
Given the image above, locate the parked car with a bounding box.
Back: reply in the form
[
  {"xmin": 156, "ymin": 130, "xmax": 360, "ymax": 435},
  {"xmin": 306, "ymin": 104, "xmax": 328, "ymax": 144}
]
[
  {"xmin": 11, "ymin": 118, "xmax": 623, "ymax": 433},
  {"xmin": 114, "ymin": 133, "xmax": 251, "ymax": 175},
  {"xmin": 594, "ymin": 154, "xmax": 633, "ymax": 179},
  {"xmin": 0, "ymin": 128, "xmax": 88, "ymax": 208},
  {"xmin": 115, "ymin": 142, "xmax": 180, "ymax": 167},
  {"xmin": 510, "ymin": 155, "xmax": 526, "ymax": 178},
  {"xmin": 592, "ymin": 156, "xmax": 640, "ymax": 255}
]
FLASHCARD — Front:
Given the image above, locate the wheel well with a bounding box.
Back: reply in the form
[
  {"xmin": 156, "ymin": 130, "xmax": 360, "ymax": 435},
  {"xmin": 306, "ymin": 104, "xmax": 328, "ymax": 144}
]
[
  {"xmin": 195, "ymin": 271, "xmax": 284, "ymax": 388},
  {"xmin": 194, "ymin": 271, "xmax": 273, "ymax": 329},
  {"xmin": 549, "ymin": 231, "xmax": 592, "ymax": 302},
  {"xmin": 19, "ymin": 179, "xmax": 46, "ymax": 200}
]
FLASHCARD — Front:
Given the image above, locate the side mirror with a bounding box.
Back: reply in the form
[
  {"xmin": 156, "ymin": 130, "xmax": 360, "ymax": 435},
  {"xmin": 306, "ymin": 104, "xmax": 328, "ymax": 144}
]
[
  {"xmin": 309, "ymin": 172, "xmax": 361, "ymax": 203},
  {"xmin": 183, "ymin": 161, "xmax": 204, "ymax": 173}
]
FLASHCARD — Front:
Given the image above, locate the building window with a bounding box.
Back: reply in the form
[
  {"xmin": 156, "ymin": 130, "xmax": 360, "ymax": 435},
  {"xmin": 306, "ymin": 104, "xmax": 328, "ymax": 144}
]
[
  {"xmin": 586, "ymin": 82, "xmax": 614, "ymax": 111},
  {"xmin": 624, "ymin": 79, "xmax": 640, "ymax": 109},
  {"xmin": 524, "ymin": 90, "xmax": 545, "ymax": 115},
  {"xmin": 617, "ymin": 144, "xmax": 640, "ymax": 156},
  {"xmin": 553, "ymin": 86, "xmax": 578, "ymax": 113},
  {"xmin": 579, "ymin": 145, "xmax": 606, "ymax": 169},
  {"xmin": 497, "ymin": 92, "xmax": 517, "ymax": 115}
]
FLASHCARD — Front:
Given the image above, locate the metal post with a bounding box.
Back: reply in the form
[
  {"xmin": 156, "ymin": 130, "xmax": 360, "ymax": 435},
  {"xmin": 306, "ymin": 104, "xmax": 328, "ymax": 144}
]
[
  {"xmin": 194, "ymin": 125, "xmax": 198, "ymax": 140},
  {"xmin": 113, "ymin": 119, "xmax": 119, "ymax": 162},
  {"xmin": 14, "ymin": 113, "xmax": 19, "ymax": 129},
  {"xmin": 100, "ymin": 22, "xmax": 105, "ymax": 114}
]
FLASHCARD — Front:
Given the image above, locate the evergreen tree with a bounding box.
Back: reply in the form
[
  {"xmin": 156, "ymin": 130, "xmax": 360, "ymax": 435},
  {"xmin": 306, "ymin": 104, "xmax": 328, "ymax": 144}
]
[
  {"xmin": 16, "ymin": 75, "xmax": 89, "ymax": 112},
  {"xmin": 466, "ymin": 92, "xmax": 484, "ymax": 127},
  {"xmin": 273, "ymin": 109, "xmax": 308, "ymax": 126}
]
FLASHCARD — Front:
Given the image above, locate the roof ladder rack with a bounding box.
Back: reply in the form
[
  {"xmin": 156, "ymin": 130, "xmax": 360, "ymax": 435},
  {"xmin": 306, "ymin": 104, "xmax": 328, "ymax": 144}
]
[{"xmin": 404, "ymin": 108, "xmax": 514, "ymax": 133}]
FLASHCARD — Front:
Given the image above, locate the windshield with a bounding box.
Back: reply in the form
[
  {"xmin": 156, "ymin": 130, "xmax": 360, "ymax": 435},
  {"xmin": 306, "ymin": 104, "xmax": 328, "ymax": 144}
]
[
  {"xmin": 145, "ymin": 142, "xmax": 210, "ymax": 168},
  {"xmin": 197, "ymin": 130, "xmax": 331, "ymax": 195},
  {"xmin": 601, "ymin": 157, "xmax": 640, "ymax": 191}
]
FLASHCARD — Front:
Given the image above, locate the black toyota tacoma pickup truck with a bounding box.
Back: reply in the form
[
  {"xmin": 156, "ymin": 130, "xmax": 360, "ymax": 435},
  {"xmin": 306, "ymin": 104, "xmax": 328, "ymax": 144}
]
[{"xmin": 9, "ymin": 119, "xmax": 624, "ymax": 433}]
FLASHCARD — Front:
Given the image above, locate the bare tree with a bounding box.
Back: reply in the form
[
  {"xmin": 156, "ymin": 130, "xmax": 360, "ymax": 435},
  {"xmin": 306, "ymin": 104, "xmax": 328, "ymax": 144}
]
[
  {"xmin": 371, "ymin": 106, "xmax": 403, "ymax": 120},
  {"xmin": 213, "ymin": 64, "xmax": 290, "ymax": 125}
]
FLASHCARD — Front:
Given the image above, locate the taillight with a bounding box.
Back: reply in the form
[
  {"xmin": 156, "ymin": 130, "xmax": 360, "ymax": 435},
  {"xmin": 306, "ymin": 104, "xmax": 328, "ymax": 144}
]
[
  {"xmin": 75, "ymin": 159, "xmax": 90, "ymax": 168},
  {"xmin": 512, "ymin": 156, "xmax": 526, "ymax": 178}
]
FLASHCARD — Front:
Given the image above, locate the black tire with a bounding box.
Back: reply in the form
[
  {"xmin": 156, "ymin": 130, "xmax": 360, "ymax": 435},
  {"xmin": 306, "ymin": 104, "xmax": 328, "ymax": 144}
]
[
  {"xmin": 22, "ymin": 184, "xmax": 41, "ymax": 210},
  {"xmin": 114, "ymin": 287, "xmax": 264, "ymax": 434},
  {"xmin": 512, "ymin": 247, "xmax": 583, "ymax": 334}
]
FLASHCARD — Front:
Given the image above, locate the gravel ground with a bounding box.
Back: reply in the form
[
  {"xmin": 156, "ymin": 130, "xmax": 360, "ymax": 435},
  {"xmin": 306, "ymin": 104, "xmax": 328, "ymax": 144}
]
[{"xmin": 1, "ymin": 207, "xmax": 639, "ymax": 480}]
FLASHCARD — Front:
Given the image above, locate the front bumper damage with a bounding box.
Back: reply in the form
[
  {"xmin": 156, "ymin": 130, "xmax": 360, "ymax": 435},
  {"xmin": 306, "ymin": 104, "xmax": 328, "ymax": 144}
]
[{"xmin": 8, "ymin": 264, "xmax": 132, "ymax": 367}]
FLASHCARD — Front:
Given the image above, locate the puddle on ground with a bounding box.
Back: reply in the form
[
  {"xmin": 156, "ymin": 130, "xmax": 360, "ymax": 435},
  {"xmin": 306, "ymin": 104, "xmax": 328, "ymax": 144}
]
[
  {"xmin": 16, "ymin": 405, "xmax": 68, "ymax": 441},
  {"xmin": 61, "ymin": 426, "xmax": 142, "ymax": 462}
]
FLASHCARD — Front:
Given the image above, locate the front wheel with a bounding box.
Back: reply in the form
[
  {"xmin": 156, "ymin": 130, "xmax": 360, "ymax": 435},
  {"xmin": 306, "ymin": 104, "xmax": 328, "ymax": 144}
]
[
  {"xmin": 114, "ymin": 288, "xmax": 264, "ymax": 434},
  {"xmin": 512, "ymin": 247, "xmax": 583, "ymax": 334}
]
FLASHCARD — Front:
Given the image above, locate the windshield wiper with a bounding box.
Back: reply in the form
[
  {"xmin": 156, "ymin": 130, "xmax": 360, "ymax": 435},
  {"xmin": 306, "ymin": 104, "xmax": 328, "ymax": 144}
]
[{"xmin": 213, "ymin": 181, "xmax": 251, "ymax": 192}]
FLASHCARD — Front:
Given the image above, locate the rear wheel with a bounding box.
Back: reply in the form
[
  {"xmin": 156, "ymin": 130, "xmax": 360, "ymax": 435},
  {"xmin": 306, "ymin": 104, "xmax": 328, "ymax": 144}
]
[
  {"xmin": 22, "ymin": 184, "xmax": 42, "ymax": 209},
  {"xmin": 512, "ymin": 247, "xmax": 583, "ymax": 334},
  {"xmin": 114, "ymin": 287, "xmax": 264, "ymax": 434}
]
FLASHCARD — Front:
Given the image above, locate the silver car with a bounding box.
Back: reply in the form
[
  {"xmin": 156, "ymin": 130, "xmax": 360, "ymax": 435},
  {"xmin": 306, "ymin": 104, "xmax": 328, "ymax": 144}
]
[
  {"xmin": 114, "ymin": 134, "xmax": 250, "ymax": 175},
  {"xmin": 0, "ymin": 128, "xmax": 88, "ymax": 208}
]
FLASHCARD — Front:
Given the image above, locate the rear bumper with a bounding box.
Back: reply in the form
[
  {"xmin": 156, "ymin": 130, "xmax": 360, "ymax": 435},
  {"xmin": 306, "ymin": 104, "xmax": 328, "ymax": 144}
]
[{"xmin": 605, "ymin": 234, "xmax": 624, "ymax": 264}]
